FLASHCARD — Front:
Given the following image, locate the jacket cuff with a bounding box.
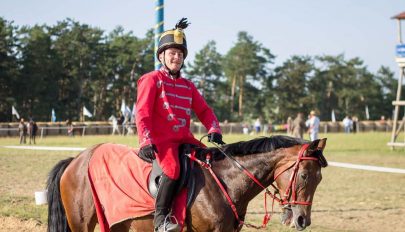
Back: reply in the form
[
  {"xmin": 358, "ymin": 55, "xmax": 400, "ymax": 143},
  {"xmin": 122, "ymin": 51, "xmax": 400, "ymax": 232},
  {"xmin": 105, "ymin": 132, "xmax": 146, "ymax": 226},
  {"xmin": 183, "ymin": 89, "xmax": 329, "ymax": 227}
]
[
  {"xmin": 139, "ymin": 138, "xmax": 153, "ymax": 147},
  {"xmin": 207, "ymin": 127, "xmax": 222, "ymax": 134}
]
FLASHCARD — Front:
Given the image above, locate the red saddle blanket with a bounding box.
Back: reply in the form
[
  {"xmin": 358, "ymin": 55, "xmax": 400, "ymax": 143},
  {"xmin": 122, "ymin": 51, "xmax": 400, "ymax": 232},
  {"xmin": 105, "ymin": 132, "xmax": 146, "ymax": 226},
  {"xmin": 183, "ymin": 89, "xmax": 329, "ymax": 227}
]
[{"xmin": 88, "ymin": 143, "xmax": 187, "ymax": 232}]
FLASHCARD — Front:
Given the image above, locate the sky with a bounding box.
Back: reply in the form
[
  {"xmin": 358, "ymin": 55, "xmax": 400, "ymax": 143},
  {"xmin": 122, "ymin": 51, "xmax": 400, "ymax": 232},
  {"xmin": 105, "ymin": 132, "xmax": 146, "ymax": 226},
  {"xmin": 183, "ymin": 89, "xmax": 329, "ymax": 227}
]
[{"xmin": 2, "ymin": 0, "xmax": 405, "ymax": 75}]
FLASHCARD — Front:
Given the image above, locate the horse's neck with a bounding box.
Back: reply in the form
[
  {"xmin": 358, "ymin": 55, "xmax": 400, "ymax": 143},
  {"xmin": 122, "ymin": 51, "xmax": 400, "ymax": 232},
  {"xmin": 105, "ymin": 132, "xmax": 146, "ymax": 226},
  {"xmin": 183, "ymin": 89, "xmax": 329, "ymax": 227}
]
[{"xmin": 215, "ymin": 151, "xmax": 285, "ymax": 207}]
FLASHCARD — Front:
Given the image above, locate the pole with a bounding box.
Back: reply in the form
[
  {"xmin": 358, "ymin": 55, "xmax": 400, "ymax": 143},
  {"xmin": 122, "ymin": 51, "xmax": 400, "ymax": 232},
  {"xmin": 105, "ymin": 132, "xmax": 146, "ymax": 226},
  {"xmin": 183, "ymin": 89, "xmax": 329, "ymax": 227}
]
[{"xmin": 155, "ymin": 0, "xmax": 164, "ymax": 70}]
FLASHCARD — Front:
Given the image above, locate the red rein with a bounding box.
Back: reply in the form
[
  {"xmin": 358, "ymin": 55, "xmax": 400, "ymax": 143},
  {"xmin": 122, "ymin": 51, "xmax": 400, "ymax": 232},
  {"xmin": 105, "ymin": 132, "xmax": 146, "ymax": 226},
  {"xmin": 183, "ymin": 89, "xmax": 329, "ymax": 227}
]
[{"xmin": 187, "ymin": 143, "xmax": 318, "ymax": 230}]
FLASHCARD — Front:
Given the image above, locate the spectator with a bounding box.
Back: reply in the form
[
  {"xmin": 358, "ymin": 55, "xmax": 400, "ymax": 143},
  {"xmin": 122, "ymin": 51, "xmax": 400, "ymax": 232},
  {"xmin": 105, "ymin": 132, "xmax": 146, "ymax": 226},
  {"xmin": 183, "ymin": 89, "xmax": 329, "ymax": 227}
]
[
  {"xmin": 118, "ymin": 113, "xmax": 125, "ymax": 135},
  {"xmin": 286, "ymin": 116, "xmax": 293, "ymax": 135},
  {"xmin": 380, "ymin": 115, "xmax": 386, "ymax": 122},
  {"xmin": 28, "ymin": 120, "xmax": 38, "ymax": 144},
  {"xmin": 352, "ymin": 116, "xmax": 358, "ymax": 133},
  {"xmin": 18, "ymin": 118, "xmax": 27, "ymax": 144},
  {"xmin": 291, "ymin": 112, "xmax": 306, "ymax": 139},
  {"xmin": 242, "ymin": 123, "xmax": 249, "ymax": 134},
  {"xmin": 109, "ymin": 115, "xmax": 121, "ymax": 135},
  {"xmin": 66, "ymin": 119, "xmax": 74, "ymax": 137},
  {"xmin": 307, "ymin": 110, "xmax": 320, "ymax": 141},
  {"xmin": 124, "ymin": 111, "xmax": 134, "ymax": 135},
  {"xmin": 263, "ymin": 121, "xmax": 269, "ymax": 135},
  {"xmin": 342, "ymin": 116, "xmax": 353, "ymax": 133},
  {"xmin": 254, "ymin": 118, "xmax": 262, "ymax": 134}
]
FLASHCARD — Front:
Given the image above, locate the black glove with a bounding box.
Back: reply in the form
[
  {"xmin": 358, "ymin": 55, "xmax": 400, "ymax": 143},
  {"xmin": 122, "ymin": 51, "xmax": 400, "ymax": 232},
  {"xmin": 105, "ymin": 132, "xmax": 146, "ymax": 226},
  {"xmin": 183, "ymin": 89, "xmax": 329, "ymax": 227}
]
[
  {"xmin": 208, "ymin": 132, "xmax": 225, "ymax": 145},
  {"xmin": 138, "ymin": 144, "xmax": 158, "ymax": 163}
]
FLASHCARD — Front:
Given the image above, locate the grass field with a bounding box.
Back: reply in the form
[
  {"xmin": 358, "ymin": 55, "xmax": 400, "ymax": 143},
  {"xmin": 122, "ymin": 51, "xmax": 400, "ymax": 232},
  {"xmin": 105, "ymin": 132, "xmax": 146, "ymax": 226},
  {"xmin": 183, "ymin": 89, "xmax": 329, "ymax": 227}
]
[{"xmin": 0, "ymin": 132, "xmax": 404, "ymax": 231}]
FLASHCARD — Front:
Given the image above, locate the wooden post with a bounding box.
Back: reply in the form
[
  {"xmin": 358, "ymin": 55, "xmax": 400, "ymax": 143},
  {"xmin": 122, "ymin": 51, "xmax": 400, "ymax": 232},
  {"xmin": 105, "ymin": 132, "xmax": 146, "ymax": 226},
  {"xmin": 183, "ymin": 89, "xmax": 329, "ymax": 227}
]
[{"xmin": 388, "ymin": 12, "xmax": 405, "ymax": 149}]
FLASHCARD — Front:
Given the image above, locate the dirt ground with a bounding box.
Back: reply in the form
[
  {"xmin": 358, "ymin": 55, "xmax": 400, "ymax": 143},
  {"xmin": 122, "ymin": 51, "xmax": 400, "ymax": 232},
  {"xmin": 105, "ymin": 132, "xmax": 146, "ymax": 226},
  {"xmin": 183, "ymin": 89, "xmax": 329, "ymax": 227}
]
[
  {"xmin": 0, "ymin": 217, "xmax": 45, "ymax": 232},
  {"xmin": 2, "ymin": 208, "xmax": 405, "ymax": 232}
]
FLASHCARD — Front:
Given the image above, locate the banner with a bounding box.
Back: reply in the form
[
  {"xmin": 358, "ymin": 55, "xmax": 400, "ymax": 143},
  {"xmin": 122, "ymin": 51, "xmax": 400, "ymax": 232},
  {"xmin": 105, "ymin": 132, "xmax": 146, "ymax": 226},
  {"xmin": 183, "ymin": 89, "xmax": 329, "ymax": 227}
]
[
  {"xmin": 331, "ymin": 109, "xmax": 336, "ymax": 122},
  {"xmin": 12, "ymin": 106, "xmax": 20, "ymax": 119},
  {"xmin": 83, "ymin": 106, "xmax": 93, "ymax": 118},
  {"xmin": 121, "ymin": 100, "xmax": 126, "ymax": 116},
  {"xmin": 365, "ymin": 105, "xmax": 370, "ymax": 120},
  {"xmin": 131, "ymin": 103, "xmax": 136, "ymax": 123},
  {"xmin": 51, "ymin": 108, "xmax": 56, "ymax": 122}
]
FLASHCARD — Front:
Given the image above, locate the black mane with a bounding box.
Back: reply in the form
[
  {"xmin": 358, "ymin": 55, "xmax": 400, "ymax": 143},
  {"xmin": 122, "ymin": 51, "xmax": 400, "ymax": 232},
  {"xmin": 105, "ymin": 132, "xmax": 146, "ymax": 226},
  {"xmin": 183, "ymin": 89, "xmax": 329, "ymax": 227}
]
[{"xmin": 218, "ymin": 135, "xmax": 306, "ymax": 156}]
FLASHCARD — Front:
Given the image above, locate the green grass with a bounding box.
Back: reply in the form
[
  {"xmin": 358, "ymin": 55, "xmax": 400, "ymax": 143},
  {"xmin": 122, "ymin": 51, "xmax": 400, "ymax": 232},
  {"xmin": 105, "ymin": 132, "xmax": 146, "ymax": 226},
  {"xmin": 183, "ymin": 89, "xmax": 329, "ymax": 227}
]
[{"xmin": 0, "ymin": 132, "xmax": 404, "ymax": 231}]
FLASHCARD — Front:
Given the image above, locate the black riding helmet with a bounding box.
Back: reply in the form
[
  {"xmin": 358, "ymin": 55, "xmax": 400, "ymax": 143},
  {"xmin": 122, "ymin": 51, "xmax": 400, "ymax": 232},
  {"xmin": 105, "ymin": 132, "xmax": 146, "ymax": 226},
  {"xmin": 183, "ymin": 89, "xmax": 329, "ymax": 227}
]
[{"xmin": 157, "ymin": 18, "xmax": 190, "ymax": 63}]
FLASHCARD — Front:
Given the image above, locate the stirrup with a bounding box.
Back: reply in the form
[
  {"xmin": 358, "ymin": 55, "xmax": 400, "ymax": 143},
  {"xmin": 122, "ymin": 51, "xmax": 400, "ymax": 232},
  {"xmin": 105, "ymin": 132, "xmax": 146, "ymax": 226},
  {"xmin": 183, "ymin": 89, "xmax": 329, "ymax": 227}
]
[{"xmin": 155, "ymin": 214, "xmax": 180, "ymax": 232}]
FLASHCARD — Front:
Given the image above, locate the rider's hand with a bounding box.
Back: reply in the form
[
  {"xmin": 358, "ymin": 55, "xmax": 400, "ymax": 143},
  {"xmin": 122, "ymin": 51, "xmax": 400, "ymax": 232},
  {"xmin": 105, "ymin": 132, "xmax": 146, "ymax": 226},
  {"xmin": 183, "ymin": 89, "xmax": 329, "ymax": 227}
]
[
  {"xmin": 208, "ymin": 133, "xmax": 225, "ymax": 145},
  {"xmin": 138, "ymin": 144, "xmax": 158, "ymax": 163}
]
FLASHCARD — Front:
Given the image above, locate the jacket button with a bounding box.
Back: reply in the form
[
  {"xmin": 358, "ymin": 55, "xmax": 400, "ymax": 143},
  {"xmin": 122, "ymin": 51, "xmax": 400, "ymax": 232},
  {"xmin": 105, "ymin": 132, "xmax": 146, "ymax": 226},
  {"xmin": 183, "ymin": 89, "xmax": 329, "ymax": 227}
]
[
  {"xmin": 157, "ymin": 80, "xmax": 162, "ymax": 88},
  {"xmin": 167, "ymin": 114, "xmax": 174, "ymax": 121}
]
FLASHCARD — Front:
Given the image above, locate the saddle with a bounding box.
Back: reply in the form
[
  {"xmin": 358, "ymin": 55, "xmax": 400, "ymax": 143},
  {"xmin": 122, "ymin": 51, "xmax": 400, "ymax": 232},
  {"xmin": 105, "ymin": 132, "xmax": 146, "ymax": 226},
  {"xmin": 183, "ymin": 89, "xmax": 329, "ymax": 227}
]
[{"xmin": 147, "ymin": 144, "xmax": 198, "ymax": 208}]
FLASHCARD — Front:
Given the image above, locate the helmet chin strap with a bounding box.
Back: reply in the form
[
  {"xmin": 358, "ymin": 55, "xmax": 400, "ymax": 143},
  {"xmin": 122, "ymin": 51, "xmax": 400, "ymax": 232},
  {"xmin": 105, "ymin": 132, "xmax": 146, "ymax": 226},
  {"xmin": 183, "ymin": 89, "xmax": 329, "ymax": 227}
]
[{"xmin": 161, "ymin": 50, "xmax": 183, "ymax": 78}]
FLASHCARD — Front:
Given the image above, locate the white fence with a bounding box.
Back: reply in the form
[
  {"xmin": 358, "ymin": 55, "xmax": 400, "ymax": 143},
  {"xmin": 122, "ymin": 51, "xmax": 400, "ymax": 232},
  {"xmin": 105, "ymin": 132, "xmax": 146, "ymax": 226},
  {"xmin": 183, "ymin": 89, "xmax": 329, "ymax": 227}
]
[{"xmin": 0, "ymin": 120, "xmax": 397, "ymax": 137}]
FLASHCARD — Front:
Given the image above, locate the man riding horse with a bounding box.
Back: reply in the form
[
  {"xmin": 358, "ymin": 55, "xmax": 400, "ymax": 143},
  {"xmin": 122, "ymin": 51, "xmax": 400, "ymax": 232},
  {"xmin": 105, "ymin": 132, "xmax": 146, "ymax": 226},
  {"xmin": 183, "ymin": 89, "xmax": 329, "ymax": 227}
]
[{"xmin": 135, "ymin": 18, "xmax": 225, "ymax": 232}]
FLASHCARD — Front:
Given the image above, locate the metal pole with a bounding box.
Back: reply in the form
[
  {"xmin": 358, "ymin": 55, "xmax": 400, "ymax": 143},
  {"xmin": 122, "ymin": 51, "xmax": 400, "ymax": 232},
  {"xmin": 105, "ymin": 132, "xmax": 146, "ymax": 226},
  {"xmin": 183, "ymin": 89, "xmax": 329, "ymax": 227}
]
[
  {"xmin": 398, "ymin": 19, "xmax": 402, "ymax": 44},
  {"xmin": 155, "ymin": 0, "xmax": 164, "ymax": 70}
]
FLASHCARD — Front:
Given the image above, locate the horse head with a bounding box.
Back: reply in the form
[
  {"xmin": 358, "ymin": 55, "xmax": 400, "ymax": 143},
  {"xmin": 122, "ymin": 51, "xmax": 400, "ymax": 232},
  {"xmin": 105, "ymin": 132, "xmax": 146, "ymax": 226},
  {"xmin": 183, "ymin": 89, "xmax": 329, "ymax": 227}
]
[{"xmin": 274, "ymin": 138, "xmax": 328, "ymax": 231}]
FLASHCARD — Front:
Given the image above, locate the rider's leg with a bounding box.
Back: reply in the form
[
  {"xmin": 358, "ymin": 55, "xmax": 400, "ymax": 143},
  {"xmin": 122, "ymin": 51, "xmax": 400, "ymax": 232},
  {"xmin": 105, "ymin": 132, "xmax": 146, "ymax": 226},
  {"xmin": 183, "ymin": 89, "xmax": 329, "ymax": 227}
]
[{"xmin": 154, "ymin": 173, "xmax": 180, "ymax": 232}]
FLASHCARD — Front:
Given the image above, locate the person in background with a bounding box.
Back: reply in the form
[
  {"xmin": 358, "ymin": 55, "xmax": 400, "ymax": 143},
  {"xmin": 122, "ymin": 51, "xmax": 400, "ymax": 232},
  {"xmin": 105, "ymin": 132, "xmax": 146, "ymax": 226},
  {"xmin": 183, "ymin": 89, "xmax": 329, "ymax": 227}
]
[
  {"xmin": 307, "ymin": 110, "xmax": 320, "ymax": 141},
  {"xmin": 18, "ymin": 118, "xmax": 27, "ymax": 144},
  {"xmin": 292, "ymin": 112, "xmax": 306, "ymax": 139},
  {"xmin": 242, "ymin": 123, "xmax": 249, "ymax": 134},
  {"xmin": 352, "ymin": 116, "xmax": 358, "ymax": 133},
  {"xmin": 28, "ymin": 119, "xmax": 38, "ymax": 144},
  {"xmin": 135, "ymin": 18, "xmax": 224, "ymax": 232},
  {"xmin": 254, "ymin": 118, "xmax": 261, "ymax": 134},
  {"xmin": 342, "ymin": 116, "xmax": 353, "ymax": 133},
  {"xmin": 66, "ymin": 119, "xmax": 74, "ymax": 137},
  {"xmin": 109, "ymin": 115, "xmax": 121, "ymax": 135},
  {"xmin": 118, "ymin": 112, "xmax": 125, "ymax": 135},
  {"xmin": 286, "ymin": 116, "xmax": 293, "ymax": 135}
]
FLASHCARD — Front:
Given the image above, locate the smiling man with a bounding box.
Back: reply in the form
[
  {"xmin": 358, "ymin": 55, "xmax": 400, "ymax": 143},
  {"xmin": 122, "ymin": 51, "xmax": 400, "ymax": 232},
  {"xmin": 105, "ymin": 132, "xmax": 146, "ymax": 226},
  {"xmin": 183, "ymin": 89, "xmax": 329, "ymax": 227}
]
[{"xmin": 135, "ymin": 18, "xmax": 224, "ymax": 232}]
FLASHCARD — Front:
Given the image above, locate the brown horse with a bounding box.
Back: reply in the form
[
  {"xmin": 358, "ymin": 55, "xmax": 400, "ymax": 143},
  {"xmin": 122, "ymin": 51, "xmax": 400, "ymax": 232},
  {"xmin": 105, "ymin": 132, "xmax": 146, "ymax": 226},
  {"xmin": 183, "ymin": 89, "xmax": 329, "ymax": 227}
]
[{"xmin": 47, "ymin": 135, "xmax": 327, "ymax": 232}]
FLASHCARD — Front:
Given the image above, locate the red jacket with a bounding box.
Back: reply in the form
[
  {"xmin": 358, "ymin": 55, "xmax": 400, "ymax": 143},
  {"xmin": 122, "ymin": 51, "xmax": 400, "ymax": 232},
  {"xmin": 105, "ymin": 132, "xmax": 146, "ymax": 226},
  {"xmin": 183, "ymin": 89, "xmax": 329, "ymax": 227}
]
[{"xmin": 136, "ymin": 68, "xmax": 221, "ymax": 179}]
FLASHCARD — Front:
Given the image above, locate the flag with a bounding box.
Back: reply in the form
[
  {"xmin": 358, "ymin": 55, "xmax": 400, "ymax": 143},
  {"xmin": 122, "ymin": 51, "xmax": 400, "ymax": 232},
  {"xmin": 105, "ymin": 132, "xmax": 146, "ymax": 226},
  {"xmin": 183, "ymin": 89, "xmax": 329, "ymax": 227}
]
[
  {"xmin": 331, "ymin": 109, "xmax": 336, "ymax": 122},
  {"xmin": 51, "ymin": 108, "xmax": 56, "ymax": 122},
  {"xmin": 365, "ymin": 105, "xmax": 370, "ymax": 120},
  {"xmin": 83, "ymin": 106, "xmax": 93, "ymax": 118},
  {"xmin": 131, "ymin": 103, "xmax": 136, "ymax": 123},
  {"xmin": 120, "ymin": 99, "xmax": 126, "ymax": 116},
  {"xmin": 12, "ymin": 106, "xmax": 20, "ymax": 119},
  {"xmin": 125, "ymin": 106, "xmax": 131, "ymax": 115}
]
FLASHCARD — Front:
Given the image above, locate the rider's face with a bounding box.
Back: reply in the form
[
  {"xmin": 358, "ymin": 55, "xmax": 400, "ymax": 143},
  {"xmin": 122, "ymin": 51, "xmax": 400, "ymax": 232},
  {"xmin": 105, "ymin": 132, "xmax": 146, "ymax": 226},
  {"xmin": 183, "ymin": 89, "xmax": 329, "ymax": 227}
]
[{"xmin": 160, "ymin": 48, "xmax": 184, "ymax": 72}]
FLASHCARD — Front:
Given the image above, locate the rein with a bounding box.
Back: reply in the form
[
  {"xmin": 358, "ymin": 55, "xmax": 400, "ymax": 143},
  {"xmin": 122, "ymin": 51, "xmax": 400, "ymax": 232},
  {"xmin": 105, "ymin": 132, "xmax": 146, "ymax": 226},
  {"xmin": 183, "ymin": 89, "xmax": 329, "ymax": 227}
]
[{"xmin": 188, "ymin": 142, "xmax": 318, "ymax": 230}]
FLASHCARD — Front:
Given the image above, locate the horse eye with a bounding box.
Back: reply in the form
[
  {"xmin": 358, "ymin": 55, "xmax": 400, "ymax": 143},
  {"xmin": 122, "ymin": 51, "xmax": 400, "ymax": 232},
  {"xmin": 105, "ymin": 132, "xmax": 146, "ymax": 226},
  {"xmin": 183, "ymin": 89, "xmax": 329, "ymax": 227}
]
[{"xmin": 300, "ymin": 173, "xmax": 308, "ymax": 180}]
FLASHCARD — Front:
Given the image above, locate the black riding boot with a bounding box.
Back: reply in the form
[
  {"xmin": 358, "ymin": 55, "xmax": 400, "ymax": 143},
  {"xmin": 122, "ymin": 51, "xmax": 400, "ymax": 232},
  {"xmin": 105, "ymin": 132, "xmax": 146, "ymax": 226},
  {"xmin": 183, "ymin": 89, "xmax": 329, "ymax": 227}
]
[{"xmin": 154, "ymin": 174, "xmax": 181, "ymax": 232}]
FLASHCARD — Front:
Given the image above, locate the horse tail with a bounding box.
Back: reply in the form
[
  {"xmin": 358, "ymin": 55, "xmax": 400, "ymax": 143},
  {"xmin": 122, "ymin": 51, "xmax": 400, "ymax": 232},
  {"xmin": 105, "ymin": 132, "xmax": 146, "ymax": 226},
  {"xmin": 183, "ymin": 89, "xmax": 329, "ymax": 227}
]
[{"xmin": 47, "ymin": 157, "xmax": 74, "ymax": 232}]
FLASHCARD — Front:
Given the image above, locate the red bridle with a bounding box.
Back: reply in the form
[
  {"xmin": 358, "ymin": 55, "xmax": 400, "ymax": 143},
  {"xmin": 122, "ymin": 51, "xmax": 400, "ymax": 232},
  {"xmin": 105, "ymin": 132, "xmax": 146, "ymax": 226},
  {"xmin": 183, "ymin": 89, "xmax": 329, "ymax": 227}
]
[
  {"xmin": 272, "ymin": 143, "xmax": 319, "ymax": 206},
  {"xmin": 187, "ymin": 143, "xmax": 319, "ymax": 230}
]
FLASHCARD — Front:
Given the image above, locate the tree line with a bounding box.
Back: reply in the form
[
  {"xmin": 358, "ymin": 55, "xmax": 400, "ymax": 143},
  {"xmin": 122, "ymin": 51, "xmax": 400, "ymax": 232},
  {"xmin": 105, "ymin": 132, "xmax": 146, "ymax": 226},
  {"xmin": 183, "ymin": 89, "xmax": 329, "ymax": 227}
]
[{"xmin": 0, "ymin": 17, "xmax": 402, "ymax": 123}]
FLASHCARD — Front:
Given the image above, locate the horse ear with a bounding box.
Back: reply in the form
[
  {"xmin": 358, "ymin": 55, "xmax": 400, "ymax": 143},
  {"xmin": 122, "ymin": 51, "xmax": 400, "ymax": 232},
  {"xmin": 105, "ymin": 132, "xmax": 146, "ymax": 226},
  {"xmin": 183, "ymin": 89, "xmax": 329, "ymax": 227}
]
[
  {"xmin": 317, "ymin": 138, "xmax": 327, "ymax": 151},
  {"xmin": 306, "ymin": 139, "xmax": 320, "ymax": 155},
  {"xmin": 307, "ymin": 138, "xmax": 328, "ymax": 167}
]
